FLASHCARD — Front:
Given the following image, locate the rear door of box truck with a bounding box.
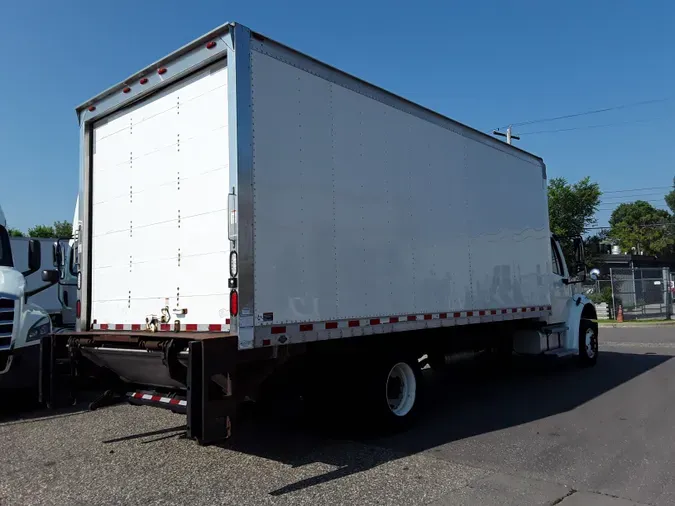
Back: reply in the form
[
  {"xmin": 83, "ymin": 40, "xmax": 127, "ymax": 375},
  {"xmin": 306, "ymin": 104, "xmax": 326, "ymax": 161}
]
[{"xmin": 89, "ymin": 61, "xmax": 231, "ymax": 330}]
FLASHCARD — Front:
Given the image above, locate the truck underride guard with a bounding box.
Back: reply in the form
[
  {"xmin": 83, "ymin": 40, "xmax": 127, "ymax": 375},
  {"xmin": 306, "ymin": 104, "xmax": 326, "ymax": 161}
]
[{"xmin": 42, "ymin": 332, "xmax": 238, "ymax": 444}]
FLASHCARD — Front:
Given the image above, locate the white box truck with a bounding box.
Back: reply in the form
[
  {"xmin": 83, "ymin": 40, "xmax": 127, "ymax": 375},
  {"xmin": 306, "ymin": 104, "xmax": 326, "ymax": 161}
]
[{"xmin": 46, "ymin": 22, "xmax": 598, "ymax": 443}]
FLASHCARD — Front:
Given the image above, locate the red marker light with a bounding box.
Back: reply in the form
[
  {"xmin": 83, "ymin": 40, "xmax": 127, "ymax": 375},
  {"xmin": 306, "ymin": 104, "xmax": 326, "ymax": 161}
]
[
  {"xmin": 88, "ymin": 106, "xmax": 96, "ymax": 112},
  {"xmin": 206, "ymin": 41, "xmax": 217, "ymax": 49},
  {"xmin": 123, "ymin": 87, "xmax": 131, "ymax": 94},
  {"xmin": 140, "ymin": 78, "xmax": 148, "ymax": 85},
  {"xmin": 229, "ymin": 290, "xmax": 238, "ymax": 316},
  {"xmin": 76, "ymin": 299, "xmax": 81, "ymax": 319},
  {"xmin": 157, "ymin": 67, "xmax": 167, "ymax": 75}
]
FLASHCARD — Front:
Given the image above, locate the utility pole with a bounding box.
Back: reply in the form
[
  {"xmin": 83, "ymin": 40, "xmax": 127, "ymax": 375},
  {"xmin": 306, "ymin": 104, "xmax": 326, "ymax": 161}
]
[{"xmin": 492, "ymin": 125, "xmax": 520, "ymax": 145}]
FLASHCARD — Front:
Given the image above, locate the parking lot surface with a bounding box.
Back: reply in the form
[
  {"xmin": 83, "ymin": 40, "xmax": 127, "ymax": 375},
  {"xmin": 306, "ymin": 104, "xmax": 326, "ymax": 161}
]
[{"xmin": 1, "ymin": 326, "xmax": 674, "ymax": 505}]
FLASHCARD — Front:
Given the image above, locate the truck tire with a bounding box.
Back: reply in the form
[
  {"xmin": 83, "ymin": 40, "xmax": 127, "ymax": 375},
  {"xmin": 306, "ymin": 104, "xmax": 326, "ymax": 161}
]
[
  {"xmin": 360, "ymin": 354, "xmax": 423, "ymax": 431},
  {"xmin": 578, "ymin": 319, "xmax": 599, "ymax": 367}
]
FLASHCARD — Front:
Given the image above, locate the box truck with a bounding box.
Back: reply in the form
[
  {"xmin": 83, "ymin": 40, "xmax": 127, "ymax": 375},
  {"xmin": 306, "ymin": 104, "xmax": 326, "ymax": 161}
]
[{"xmin": 45, "ymin": 22, "xmax": 598, "ymax": 443}]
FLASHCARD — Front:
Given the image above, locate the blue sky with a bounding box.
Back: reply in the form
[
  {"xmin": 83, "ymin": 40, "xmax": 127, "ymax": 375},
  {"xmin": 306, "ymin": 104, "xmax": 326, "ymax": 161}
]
[{"xmin": 1, "ymin": 0, "xmax": 673, "ymax": 232}]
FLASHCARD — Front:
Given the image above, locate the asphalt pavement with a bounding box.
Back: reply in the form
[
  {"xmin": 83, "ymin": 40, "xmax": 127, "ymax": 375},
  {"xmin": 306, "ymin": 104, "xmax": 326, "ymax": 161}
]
[{"xmin": 1, "ymin": 326, "xmax": 674, "ymax": 505}]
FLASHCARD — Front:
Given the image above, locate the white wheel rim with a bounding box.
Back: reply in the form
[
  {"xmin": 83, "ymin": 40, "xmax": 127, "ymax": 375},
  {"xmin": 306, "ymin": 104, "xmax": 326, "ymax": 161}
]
[
  {"xmin": 386, "ymin": 362, "xmax": 417, "ymax": 417},
  {"xmin": 585, "ymin": 328, "xmax": 596, "ymax": 358}
]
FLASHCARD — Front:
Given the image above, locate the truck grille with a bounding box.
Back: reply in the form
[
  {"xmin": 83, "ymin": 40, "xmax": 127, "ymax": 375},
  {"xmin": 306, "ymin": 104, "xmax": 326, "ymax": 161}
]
[{"xmin": 0, "ymin": 297, "xmax": 14, "ymax": 350}]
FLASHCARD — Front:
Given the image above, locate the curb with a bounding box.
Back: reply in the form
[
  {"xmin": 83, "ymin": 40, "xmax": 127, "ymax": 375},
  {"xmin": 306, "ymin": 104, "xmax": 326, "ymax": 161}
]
[{"xmin": 599, "ymin": 322, "xmax": 675, "ymax": 328}]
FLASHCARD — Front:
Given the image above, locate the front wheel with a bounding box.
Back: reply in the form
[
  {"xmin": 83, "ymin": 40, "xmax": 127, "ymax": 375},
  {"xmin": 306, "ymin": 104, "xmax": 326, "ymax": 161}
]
[{"xmin": 578, "ymin": 319, "xmax": 599, "ymax": 367}]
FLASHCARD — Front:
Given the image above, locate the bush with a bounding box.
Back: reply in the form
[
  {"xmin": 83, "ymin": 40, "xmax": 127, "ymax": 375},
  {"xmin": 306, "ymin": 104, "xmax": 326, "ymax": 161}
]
[{"xmin": 588, "ymin": 286, "xmax": 622, "ymax": 309}]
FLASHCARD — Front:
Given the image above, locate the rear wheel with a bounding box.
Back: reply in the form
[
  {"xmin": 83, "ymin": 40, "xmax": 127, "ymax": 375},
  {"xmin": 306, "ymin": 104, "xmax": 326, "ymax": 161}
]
[
  {"xmin": 578, "ymin": 319, "xmax": 598, "ymax": 367},
  {"xmin": 361, "ymin": 354, "xmax": 423, "ymax": 431}
]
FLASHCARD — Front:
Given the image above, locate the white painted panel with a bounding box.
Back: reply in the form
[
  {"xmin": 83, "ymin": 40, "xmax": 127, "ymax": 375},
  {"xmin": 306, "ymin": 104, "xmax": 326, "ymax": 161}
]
[
  {"xmin": 91, "ymin": 63, "xmax": 230, "ymax": 325},
  {"xmin": 251, "ymin": 50, "xmax": 550, "ymax": 326}
]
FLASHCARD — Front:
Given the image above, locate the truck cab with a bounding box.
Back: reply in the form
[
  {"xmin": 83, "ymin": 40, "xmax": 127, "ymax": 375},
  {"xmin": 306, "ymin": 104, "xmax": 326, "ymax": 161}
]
[
  {"xmin": 0, "ymin": 205, "xmax": 57, "ymax": 390},
  {"xmin": 514, "ymin": 234, "xmax": 599, "ymax": 363}
]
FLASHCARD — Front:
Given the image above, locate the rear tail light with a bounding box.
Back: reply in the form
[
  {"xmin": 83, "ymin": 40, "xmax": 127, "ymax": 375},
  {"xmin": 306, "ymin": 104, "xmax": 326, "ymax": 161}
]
[
  {"xmin": 76, "ymin": 299, "xmax": 81, "ymax": 319},
  {"xmin": 229, "ymin": 290, "xmax": 238, "ymax": 317}
]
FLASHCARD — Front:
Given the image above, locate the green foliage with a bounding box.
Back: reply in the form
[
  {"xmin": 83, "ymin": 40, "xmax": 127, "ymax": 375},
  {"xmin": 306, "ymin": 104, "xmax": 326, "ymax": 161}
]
[
  {"xmin": 548, "ymin": 176, "xmax": 602, "ymax": 265},
  {"xmin": 588, "ymin": 286, "xmax": 620, "ymax": 307},
  {"xmin": 608, "ymin": 201, "xmax": 674, "ymax": 256},
  {"xmin": 665, "ymin": 177, "xmax": 675, "ymax": 215},
  {"xmin": 27, "ymin": 224, "xmax": 57, "ymax": 238},
  {"xmin": 53, "ymin": 221, "xmax": 73, "ymax": 238},
  {"xmin": 26, "ymin": 221, "xmax": 73, "ymax": 239},
  {"xmin": 7, "ymin": 228, "xmax": 25, "ymax": 237},
  {"xmin": 548, "ymin": 176, "xmax": 602, "ymax": 238}
]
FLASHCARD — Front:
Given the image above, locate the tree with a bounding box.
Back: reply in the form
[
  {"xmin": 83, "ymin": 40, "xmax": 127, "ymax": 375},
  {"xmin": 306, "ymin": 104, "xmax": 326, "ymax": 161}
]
[
  {"xmin": 27, "ymin": 224, "xmax": 56, "ymax": 238},
  {"xmin": 7, "ymin": 228, "xmax": 25, "ymax": 237},
  {"xmin": 53, "ymin": 221, "xmax": 73, "ymax": 238},
  {"xmin": 665, "ymin": 177, "xmax": 675, "ymax": 215},
  {"xmin": 548, "ymin": 176, "xmax": 602, "ymax": 238},
  {"xmin": 608, "ymin": 201, "xmax": 674, "ymax": 256},
  {"xmin": 26, "ymin": 221, "xmax": 73, "ymax": 239},
  {"xmin": 548, "ymin": 176, "xmax": 602, "ymax": 264}
]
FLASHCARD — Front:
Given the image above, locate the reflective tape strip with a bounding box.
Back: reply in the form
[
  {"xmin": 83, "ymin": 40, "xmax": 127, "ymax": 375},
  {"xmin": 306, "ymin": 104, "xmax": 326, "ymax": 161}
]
[
  {"xmin": 258, "ymin": 306, "xmax": 554, "ymax": 345},
  {"xmin": 92, "ymin": 321, "xmax": 230, "ymax": 331},
  {"xmin": 129, "ymin": 392, "xmax": 187, "ymax": 407}
]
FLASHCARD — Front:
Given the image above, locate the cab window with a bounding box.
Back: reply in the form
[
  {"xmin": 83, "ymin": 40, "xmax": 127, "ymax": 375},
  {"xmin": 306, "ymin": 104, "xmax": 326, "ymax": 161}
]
[{"xmin": 551, "ymin": 239, "xmax": 563, "ymax": 276}]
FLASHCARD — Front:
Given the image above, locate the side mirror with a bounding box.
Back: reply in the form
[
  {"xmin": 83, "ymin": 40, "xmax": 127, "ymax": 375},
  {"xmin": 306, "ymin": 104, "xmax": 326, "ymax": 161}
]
[
  {"xmin": 52, "ymin": 241, "xmax": 63, "ymax": 269},
  {"xmin": 42, "ymin": 269, "xmax": 60, "ymax": 284},
  {"xmin": 22, "ymin": 239, "xmax": 42, "ymax": 277},
  {"xmin": 576, "ymin": 263, "xmax": 587, "ymax": 282},
  {"xmin": 573, "ymin": 237, "xmax": 583, "ymax": 264}
]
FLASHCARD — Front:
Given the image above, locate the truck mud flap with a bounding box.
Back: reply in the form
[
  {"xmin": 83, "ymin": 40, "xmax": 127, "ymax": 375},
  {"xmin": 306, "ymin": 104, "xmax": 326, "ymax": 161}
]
[
  {"xmin": 39, "ymin": 333, "xmax": 77, "ymax": 408},
  {"xmin": 187, "ymin": 337, "xmax": 238, "ymax": 445}
]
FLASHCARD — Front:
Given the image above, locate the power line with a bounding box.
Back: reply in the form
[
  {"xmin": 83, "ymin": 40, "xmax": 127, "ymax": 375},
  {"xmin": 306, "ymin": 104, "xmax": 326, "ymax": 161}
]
[
  {"xmin": 494, "ymin": 97, "xmax": 671, "ymax": 130},
  {"xmin": 517, "ymin": 115, "xmax": 670, "ymax": 135},
  {"xmin": 602, "ymin": 186, "xmax": 673, "ymax": 194},
  {"xmin": 585, "ymin": 223, "xmax": 675, "ymax": 231},
  {"xmin": 601, "ymin": 192, "xmax": 669, "ymax": 202}
]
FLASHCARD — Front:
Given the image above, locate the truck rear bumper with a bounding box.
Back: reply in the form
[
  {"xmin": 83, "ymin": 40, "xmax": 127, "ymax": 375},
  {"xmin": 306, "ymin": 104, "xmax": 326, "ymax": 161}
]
[{"xmin": 0, "ymin": 344, "xmax": 40, "ymax": 390}]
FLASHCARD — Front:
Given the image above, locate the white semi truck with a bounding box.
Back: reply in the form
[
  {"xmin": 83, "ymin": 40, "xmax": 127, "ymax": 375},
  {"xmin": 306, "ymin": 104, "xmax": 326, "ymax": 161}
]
[
  {"xmin": 0, "ymin": 207, "xmax": 58, "ymax": 390},
  {"xmin": 47, "ymin": 22, "xmax": 598, "ymax": 443},
  {"xmin": 11, "ymin": 237, "xmax": 76, "ymax": 329}
]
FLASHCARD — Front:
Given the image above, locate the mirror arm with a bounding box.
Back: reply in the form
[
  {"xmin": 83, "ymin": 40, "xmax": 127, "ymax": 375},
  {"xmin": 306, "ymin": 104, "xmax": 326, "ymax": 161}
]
[{"xmin": 24, "ymin": 283, "xmax": 55, "ymax": 303}]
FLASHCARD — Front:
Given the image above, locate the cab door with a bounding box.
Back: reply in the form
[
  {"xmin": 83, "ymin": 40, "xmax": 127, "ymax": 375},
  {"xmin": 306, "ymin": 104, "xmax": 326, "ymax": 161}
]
[{"xmin": 549, "ymin": 237, "xmax": 572, "ymax": 323}]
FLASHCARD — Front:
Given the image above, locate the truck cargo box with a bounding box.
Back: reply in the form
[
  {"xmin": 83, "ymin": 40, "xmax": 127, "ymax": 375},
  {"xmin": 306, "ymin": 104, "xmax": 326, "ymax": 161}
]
[{"xmin": 76, "ymin": 23, "xmax": 552, "ymax": 351}]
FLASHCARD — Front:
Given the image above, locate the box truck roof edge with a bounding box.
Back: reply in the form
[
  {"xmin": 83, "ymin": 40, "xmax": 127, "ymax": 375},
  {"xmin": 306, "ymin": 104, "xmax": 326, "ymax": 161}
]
[{"xmin": 75, "ymin": 21, "xmax": 545, "ymax": 175}]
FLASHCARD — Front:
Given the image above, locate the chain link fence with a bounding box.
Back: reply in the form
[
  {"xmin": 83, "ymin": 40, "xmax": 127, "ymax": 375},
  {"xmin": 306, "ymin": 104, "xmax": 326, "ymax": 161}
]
[{"xmin": 585, "ymin": 267, "xmax": 673, "ymax": 321}]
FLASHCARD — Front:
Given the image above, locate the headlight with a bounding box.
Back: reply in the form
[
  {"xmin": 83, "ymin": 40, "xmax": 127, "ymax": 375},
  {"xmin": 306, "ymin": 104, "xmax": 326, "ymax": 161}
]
[{"xmin": 27, "ymin": 318, "xmax": 51, "ymax": 343}]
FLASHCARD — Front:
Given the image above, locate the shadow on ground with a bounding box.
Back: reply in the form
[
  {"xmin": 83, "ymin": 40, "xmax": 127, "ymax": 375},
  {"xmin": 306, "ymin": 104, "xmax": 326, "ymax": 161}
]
[
  {"xmin": 2, "ymin": 348, "xmax": 668, "ymax": 496},
  {"xmin": 249, "ymin": 351, "xmax": 673, "ymax": 495},
  {"xmin": 0, "ymin": 386, "xmax": 108, "ymax": 424},
  {"xmin": 86, "ymin": 349, "xmax": 673, "ymax": 496}
]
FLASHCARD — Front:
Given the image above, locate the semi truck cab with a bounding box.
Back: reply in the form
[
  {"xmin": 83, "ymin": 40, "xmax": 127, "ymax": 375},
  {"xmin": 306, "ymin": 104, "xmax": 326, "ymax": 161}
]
[{"xmin": 0, "ymin": 205, "xmax": 57, "ymax": 390}]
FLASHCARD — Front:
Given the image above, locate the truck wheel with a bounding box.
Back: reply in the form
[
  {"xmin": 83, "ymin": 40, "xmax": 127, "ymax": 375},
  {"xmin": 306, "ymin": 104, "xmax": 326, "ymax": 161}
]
[
  {"xmin": 578, "ymin": 319, "xmax": 598, "ymax": 367},
  {"xmin": 363, "ymin": 355, "xmax": 423, "ymax": 430}
]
